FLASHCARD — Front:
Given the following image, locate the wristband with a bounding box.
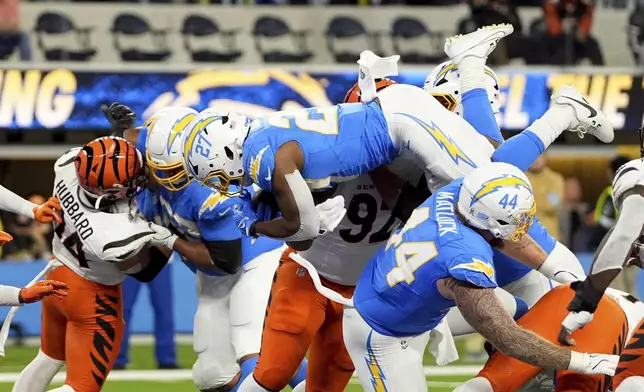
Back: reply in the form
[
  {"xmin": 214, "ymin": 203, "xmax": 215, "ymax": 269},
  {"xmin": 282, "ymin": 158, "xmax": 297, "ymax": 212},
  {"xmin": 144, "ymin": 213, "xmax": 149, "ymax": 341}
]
[{"xmin": 567, "ymin": 279, "xmax": 604, "ymax": 313}]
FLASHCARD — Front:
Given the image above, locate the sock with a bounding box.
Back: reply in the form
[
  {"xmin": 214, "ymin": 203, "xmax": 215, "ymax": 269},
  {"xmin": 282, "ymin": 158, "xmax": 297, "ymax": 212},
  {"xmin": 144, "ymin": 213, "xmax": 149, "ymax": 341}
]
[
  {"xmin": 292, "ymin": 381, "xmax": 306, "ymax": 392},
  {"xmin": 524, "ymin": 105, "xmax": 575, "ymax": 148},
  {"xmin": 230, "ymin": 357, "xmax": 259, "ymax": 392},
  {"xmin": 457, "ymin": 56, "xmax": 487, "ymax": 92},
  {"xmin": 48, "ymin": 386, "xmax": 74, "ymax": 392},
  {"xmin": 462, "ymin": 88, "xmax": 503, "ymax": 144},
  {"xmin": 288, "ymin": 359, "xmax": 307, "ymax": 388},
  {"xmin": 12, "ymin": 349, "xmax": 64, "ymax": 392},
  {"xmin": 492, "ymin": 130, "xmax": 544, "ymax": 172}
]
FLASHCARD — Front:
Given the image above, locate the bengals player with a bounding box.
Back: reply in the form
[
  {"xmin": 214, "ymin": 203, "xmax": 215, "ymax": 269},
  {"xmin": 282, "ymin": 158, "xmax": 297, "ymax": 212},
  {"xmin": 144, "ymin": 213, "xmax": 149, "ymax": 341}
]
[{"xmin": 12, "ymin": 137, "xmax": 178, "ymax": 392}]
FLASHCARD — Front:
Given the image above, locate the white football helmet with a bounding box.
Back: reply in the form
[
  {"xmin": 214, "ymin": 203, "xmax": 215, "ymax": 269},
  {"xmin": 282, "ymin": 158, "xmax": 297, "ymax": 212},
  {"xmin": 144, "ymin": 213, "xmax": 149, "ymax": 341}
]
[
  {"xmin": 181, "ymin": 109, "xmax": 251, "ymax": 196},
  {"xmin": 424, "ymin": 60, "xmax": 500, "ymax": 116},
  {"xmin": 457, "ymin": 162, "xmax": 535, "ymax": 242},
  {"xmin": 144, "ymin": 106, "xmax": 198, "ymax": 191}
]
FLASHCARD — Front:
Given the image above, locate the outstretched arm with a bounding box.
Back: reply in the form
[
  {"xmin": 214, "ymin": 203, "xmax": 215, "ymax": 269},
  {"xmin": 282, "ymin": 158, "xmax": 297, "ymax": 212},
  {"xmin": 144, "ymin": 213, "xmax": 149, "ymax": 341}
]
[{"xmin": 442, "ymin": 277, "xmax": 571, "ymax": 370}]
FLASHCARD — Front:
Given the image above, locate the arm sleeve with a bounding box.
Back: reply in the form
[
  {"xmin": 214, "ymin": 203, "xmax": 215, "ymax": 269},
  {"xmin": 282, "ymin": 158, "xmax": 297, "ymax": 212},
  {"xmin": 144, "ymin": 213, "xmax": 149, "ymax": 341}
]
[
  {"xmin": 128, "ymin": 247, "xmax": 170, "ymax": 283},
  {"xmin": 0, "ymin": 285, "xmax": 21, "ymax": 306},
  {"xmin": 591, "ymin": 193, "xmax": 644, "ymax": 275},
  {"xmin": 0, "ymin": 185, "xmax": 36, "ymax": 219}
]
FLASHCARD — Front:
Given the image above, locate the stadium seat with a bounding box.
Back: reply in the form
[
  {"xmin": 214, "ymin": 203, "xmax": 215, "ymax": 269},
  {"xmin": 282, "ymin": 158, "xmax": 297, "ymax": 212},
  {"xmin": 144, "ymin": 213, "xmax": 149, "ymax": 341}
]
[
  {"xmin": 111, "ymin": 13, "xmax": 171, "ymax": 62},
  {"xmin": 34, "ymin": 12, "xmax": 96, "ymax": 61},
  {"xmin": 326, "ymin": 16, "xmax": 384, "ymax": 63},
  {"xmin": 252, "ymin": 16, "xmax": 313, "ymax": 63},
  {"xmin": 391, "ymin": 17, "xmax": 444, "ymax": 64},
  {"xmin": 181, "ymin": 15, "xmax": 242, "ymax": 63}
]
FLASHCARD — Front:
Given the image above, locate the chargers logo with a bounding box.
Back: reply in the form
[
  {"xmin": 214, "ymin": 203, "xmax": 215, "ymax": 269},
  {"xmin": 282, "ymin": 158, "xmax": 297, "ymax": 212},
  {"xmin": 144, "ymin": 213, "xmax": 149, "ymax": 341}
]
[
  {"xmin": 199, "ymin": 193, "xmax": 230, "ymax": 216},
  {"xmin": 167, "ymin": 113, "xmax": 195, "ymax": 155},
  {"xmin": 451, "ymin": 258, "xmax": 496, "ymax": 282},
  {"xmin": 397, "ymin": 113, "xmax": 477, "ymax": 169},
  {"xmin": 471, "ymin": 175, "xmax": 531, "ymax": 207},
  {"xmin": 249, "ymin": 146, "xmax": 269, "ymax": 184}
]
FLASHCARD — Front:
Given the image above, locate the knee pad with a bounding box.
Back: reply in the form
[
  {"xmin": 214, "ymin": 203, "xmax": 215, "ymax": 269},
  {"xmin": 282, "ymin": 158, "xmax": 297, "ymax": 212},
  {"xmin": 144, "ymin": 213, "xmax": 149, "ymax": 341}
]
[
  {"xmin": 453, "ymin": 377, "xmax": 494, "ymax": 392},
  {"xmin": 192, "ymin": 358, "xmax": 238, "ymax": 391},
  {"xmin": 615, "ymin": 376, "xmax": 644, "ymax": 392}
]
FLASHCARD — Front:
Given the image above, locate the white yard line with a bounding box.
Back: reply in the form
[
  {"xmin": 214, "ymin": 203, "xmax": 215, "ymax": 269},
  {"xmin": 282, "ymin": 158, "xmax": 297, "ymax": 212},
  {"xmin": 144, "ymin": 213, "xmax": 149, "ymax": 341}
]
[{"xmin": 0, "ymin": 366, "xmax": 481, "ymax": 383}]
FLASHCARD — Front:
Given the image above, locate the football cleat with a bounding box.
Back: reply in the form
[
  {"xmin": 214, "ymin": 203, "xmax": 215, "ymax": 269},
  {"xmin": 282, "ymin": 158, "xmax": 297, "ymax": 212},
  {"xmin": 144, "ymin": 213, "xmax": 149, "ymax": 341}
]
[
  {"xmin": 552, "ymin": 85, "xmax": 614, "ymax": 143},
  {"xmin": 444, "ymin": 24, "xmax": 514, "ymax": 64}
]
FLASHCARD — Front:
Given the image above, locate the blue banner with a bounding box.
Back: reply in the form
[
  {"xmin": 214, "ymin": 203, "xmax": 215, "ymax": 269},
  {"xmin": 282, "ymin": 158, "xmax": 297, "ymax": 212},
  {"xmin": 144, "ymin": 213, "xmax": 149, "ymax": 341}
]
[{"xmin": 0, "ymin": 68, "xmax": 640, "ymax": 131}]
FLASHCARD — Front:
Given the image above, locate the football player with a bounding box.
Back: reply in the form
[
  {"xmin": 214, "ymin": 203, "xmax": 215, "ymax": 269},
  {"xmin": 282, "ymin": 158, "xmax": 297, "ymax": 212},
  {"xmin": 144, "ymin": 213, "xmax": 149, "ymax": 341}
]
[
  {"xmin": 454, "ymin": 285, "xmax": 644, "ymax": 392},
  {"xmin": 11, "ymin": 136, "xmax": 180, "ymax": 392},
  {"xmin": 125, "ymin": 105, "xmax": 308, "ymax": 392},
  {"xmin": 343, "ymin": 162, "xmax": 618, "ymax": 392},
  {"xmin": 556, "ymin": 125, "xmax": 644, "ymax": 391},
  {"xmin": 181, "ymin": 24, "xmax": 612, "ymax": 257}
]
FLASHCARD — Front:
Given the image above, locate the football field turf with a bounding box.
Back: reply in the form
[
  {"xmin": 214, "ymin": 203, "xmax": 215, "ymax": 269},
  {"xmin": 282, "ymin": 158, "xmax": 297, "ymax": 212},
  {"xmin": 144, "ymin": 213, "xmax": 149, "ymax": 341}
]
[{"xmin": 0, "ymin": 342, "xmax": 479, "ymax": 391}]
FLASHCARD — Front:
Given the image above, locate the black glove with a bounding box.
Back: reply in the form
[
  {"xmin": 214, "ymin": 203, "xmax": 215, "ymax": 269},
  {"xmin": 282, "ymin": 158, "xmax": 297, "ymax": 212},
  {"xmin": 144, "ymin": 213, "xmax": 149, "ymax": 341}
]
[{"xmin": 101, "ymin": 102, "xmax": 136, "ymax": 136}]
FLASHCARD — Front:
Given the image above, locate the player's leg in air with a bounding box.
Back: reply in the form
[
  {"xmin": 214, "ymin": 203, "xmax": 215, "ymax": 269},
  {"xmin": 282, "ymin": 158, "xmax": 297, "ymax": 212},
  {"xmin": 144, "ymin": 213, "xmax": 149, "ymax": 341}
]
[{"xmin": 453, "ymin": 285, "xmax": 630, "ymax": 392}]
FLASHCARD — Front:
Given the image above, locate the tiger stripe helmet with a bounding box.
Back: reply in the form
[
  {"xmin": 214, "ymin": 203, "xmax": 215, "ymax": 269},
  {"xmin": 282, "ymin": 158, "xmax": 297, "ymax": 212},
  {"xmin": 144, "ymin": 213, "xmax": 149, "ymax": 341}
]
[
  {"xmin": 74, "ymin": 136, "xmax": 147, "ymax": 201},
  {"xmin": 343, "ymin": 78, "xmax": 398, "ymax": 103}
]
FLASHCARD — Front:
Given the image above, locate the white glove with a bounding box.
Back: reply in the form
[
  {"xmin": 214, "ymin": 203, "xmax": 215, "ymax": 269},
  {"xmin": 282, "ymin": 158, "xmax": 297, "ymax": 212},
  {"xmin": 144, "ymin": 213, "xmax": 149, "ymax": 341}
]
[
  {"xmin": 558, "ymin": 311, "xmax": 594, "ymax": 346},
  {"xmin": 316, "ymin": 195, "xmax": 346, "ymax": 235},
  {"xmin": 147, "ymin": 222, "xmax": 178, "ymax": 249},
  {"xmin": 568, "ymin": 351, "xmax": 619, "ymax": 376}
]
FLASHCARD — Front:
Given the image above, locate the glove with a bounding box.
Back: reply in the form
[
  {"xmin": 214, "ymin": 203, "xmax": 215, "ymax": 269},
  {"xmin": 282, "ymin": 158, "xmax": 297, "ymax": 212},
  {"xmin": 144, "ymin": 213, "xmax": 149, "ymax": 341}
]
[
  {"xmin": 0, "ymin": 231, "xmax": 13, "ymax": 246},
  {"xmin": 316, "ymin": 195, "xmax": 346, "ymax": 234},
  {"xmin": 232, "ymin": 191, "xmax": 258, "ymax": 237},
  {"xmin": 567, "ymin": 351, "xmax": 619, "ymax": 376},
  {"xmin": 147, "ymin": 222, "xmax": 179, "ymax": 249},
  {"xmin": 33, "ymin": 196, "xmax": 62, "ymax": 224},
  {"xmin": 101, "ymin": 102, "xmax": 136, "ymax": 135},
  {"xmin": 558, "ymin": 310, "xmax": 594, "ymax": 346},
  {"xmin": 19, "ymin": 280, "xmax": 69, "ymax": 304}
]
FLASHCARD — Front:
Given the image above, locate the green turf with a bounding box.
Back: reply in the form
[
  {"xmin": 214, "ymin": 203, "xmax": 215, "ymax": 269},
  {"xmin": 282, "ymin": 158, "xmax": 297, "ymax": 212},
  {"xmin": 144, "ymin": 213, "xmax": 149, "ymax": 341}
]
[{"xmin": 0, "ymin": 340, "xmax": 481, "ymax": 391}]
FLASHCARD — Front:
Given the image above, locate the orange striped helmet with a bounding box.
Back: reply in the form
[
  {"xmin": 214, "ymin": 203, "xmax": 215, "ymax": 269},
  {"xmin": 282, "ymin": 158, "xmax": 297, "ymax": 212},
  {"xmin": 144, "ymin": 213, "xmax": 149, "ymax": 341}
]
[
  {"xmin": 343, "ymin": 78, "xmax": 398, "ymax": 103},
  {"xmin": 74, "ymin": 136, "xmax": 147, "ymax": 200}
]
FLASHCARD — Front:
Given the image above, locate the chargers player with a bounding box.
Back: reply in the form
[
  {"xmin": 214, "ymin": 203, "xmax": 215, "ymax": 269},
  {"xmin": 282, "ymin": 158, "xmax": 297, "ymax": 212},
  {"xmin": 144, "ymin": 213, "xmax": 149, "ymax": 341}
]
[
  {"xmin": 455, "ymin": 285, "xmax": 644, "ymax": 392},
  {"xmin": 132, "ymin": 106, "xmax": 301, "ymax": 392},
  {"xmin": 556, "ymin": 125, "xmax": 644, "ymax": 391},
  {"xmin": 343, "ymin": 162, "xmax": 618, "ymax": 392},
  {"xmin": 181, "ymin": 24, "xmax": 613, "ymax": 251},
  {"xmin": 12, "ymin": 136, "xmax": 180, "ymax": 392}
]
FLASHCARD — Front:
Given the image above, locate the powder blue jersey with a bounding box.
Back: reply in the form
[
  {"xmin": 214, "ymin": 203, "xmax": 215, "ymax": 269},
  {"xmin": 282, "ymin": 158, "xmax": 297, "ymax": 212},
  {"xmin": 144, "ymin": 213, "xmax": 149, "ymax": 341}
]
[
  {"xmin": 243, "ymin": 102, "xmax": 396, "ymax": 192},
  {"xmin": 135, "ymin": 183, "xmax": 282, "ymax": 276},
  {"xmin": 353, "ymin": 179, "xmax": 497, "ymax": 337}
]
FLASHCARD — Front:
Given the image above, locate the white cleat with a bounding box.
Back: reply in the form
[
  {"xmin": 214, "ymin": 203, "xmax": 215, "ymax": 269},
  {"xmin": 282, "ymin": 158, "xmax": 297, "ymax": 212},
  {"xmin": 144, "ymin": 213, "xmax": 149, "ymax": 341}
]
[
  {"xmin": 444, "ymin": 24, "xmax": 514, "ymax": 64},
  {"xmin": 552, "ymin": 85, "xmax": 614, "ymax": 143}
]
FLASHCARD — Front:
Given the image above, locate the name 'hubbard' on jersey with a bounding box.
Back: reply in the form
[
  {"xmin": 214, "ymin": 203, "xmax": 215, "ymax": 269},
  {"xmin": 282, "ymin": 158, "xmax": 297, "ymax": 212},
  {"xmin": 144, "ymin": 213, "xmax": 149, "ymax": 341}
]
[
  {"xmin": 243, "ymin": 102, "xmax": 396, "ymax": 192},
  {"xmin": 52, "ymin": 148, "xmax": 158, "ymax": 286},
  {"xmin": 353, "ymin": 179, "xmax": 497, "ymax": 337}
]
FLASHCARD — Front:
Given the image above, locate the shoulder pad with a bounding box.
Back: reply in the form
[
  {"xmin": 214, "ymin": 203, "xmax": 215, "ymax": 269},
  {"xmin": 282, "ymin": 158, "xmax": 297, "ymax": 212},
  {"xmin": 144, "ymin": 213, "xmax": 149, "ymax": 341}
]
[
  {"xmin": 55, "ymin": 147, "xmax": 81, "ymax": 169},
  {"xmin": 613, "ymin": 158, "xmax": 644, "ymax": 209}
]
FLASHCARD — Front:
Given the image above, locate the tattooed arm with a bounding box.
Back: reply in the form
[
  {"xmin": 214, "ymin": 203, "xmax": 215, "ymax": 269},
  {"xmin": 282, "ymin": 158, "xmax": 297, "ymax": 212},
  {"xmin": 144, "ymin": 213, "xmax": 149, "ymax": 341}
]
[{"xmin": 442, "ymin": 277, "xmax": 571, "ymax": 370}]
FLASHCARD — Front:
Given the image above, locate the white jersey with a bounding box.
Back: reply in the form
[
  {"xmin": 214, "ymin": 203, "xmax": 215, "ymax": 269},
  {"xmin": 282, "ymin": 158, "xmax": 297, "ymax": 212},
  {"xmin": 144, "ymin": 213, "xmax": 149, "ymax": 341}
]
[
  {"xmin": 301, "ymin": 158, "xmax": 424, "ymax": 286},
  {"xmin": 612, "ymin": 158, "xmax": 644, "ymax": 210},
  {"xmin": 52, "ymin": 148, "xmax": 156, "ymax": 286}
]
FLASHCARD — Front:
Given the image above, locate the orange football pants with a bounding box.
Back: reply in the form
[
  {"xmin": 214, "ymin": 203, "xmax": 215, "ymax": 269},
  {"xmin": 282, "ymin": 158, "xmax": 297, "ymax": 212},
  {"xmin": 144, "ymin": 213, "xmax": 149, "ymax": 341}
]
[
  {"xmin": 478, "ymin": 284, "xmax": 627, "ymax": 392},
  {"xmin": 254, "ymin": 248, "xmax": 355, "ymax": 392},
  {"xmin": 613, "ymin": 317, "xmax": 644, "ymax": 389},
  {"xmin": 41, "ymin": 265, "xmax": 124, "ymax": 392}
]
